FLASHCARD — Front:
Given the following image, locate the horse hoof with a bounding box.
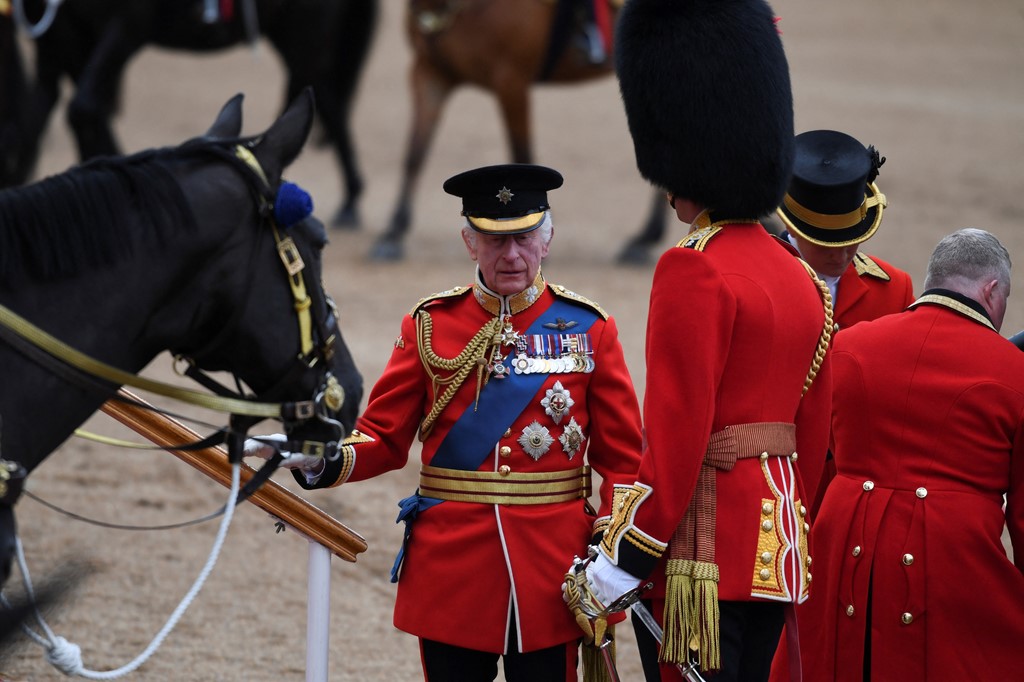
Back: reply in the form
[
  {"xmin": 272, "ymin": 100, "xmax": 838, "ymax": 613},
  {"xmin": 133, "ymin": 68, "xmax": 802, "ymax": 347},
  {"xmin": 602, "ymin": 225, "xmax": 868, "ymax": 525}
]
[
  {"xmin": 370, "ymin": 237, "xmax": 404, "ymax": 261},
  {"xmin": 332, "ymin": 205, "xmax": 360, "ymax": 230},
  {"xmin": 616, "ymin": 242, "xmax": 654, "ymax": 266}
]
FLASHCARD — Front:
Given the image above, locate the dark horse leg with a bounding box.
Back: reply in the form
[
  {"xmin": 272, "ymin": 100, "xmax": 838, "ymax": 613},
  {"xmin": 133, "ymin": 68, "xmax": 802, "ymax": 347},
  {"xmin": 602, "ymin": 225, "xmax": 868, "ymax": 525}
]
[
  {"xmin": 372, "ymin": 58, "xmax": 455, "ymax": 261},
  {"xmin": 616, "ymin": 189, "xmax": 670, "ymax": 265},
  {"xmin": 63, "ymin": 15, "xmax": 146, "ymax": 160},
  {"xmin": 269, "ymin": 0, "xmax": 379, "ymax": 229}
]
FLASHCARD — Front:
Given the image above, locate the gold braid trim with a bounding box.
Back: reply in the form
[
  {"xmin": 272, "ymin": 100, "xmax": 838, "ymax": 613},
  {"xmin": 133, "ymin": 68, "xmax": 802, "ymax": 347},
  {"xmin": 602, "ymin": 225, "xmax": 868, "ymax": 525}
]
[
  {"xmin": 416, "ymin": 310, "xmax": 503, "ymax": 441},
  {"xmin": 797, "ymin": 259, "xmax": 834, "ymax": 396}
]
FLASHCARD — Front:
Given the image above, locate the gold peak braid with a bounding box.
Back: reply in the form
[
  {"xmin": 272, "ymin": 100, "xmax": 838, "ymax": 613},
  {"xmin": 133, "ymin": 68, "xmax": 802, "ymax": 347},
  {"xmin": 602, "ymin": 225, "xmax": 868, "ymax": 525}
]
[
  {"xmin": 416, "ymin": 311, "xmax": 503, "ymax": 440},
  {"xmin": 799, "ymin": 260, "xmax": 835, "ymax": 396}
]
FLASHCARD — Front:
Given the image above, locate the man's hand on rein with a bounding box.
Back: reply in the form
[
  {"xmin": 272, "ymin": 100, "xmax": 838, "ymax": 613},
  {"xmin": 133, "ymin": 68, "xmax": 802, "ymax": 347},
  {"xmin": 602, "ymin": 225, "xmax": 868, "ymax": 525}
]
[{"xmin": 243, "ymin": 434, "xmax": 325, "ymax": 473}]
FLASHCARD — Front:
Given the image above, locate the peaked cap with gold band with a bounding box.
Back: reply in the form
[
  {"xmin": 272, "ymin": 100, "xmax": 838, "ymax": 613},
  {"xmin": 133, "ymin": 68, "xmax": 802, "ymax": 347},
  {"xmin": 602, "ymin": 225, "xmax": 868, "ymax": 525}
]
[
  {"xmin": 777, "ymin": 130, "xmax": 888, "ymax": 247},
  {"xmin": 443, "ymin": 163, "xmax": 563, "ymax": 235}
]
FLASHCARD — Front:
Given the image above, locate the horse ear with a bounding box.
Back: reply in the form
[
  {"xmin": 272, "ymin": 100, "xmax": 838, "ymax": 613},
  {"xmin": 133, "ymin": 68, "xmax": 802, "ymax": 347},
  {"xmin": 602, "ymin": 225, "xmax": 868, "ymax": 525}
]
[
  {"xmin": 252, "ymin": 87, "xmax": 314, "ymax": 184},
  {"xmin": 206, "ymin": 93, "xmax": 244, "ymax": 138}
]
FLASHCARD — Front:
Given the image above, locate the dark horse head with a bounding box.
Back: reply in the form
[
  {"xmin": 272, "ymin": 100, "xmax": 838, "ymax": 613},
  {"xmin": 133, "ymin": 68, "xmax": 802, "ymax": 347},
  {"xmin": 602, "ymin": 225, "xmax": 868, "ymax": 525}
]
[{"xmin": 0, "ymin": 89, "xmax": 363, "ymax": 593}]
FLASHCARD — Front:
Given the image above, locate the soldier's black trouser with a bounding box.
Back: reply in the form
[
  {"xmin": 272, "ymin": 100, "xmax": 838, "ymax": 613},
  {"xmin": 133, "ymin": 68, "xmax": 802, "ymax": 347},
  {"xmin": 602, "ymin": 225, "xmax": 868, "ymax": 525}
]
[
  {"xmin": 633, "ymin": 599, "xmax": 785, "ymax": 682},
  {"xmin": 420, "ymin": 615, "xmax": 579, "ymax": 682}
]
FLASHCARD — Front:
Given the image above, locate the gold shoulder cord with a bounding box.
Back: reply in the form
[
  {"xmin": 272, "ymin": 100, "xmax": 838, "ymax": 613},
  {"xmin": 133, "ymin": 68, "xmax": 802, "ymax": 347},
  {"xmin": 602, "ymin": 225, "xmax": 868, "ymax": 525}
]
[
  {"xmin": 416, "ymin": 310, "xmax": 503, "ymax": 440},
  {"xmin": 798, "ymin": 259, "xmax": 835, "ymax": 395}
]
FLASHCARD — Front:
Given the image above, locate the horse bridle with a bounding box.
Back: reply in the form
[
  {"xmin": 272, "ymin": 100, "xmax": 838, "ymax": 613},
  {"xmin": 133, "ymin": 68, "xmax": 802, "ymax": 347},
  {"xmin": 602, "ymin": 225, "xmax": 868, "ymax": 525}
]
[
  {"xmin": 172, "ymin": 142, "xmax": 348, "ymax": 459},
  {"xmin": 0, "ymin": 141, "xmax": 347, "ymax": 480}
]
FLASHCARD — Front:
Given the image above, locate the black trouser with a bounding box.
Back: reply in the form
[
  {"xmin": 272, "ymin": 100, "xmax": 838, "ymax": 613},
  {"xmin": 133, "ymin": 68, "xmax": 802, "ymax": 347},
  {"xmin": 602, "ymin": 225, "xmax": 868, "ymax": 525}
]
[
  {"xmin": 633, "ymin": 599, "xmax": 785, "ymax": 682},
  {"xmin": 420, "ymin": 616, "xmax": 579, "ymax": 682}
]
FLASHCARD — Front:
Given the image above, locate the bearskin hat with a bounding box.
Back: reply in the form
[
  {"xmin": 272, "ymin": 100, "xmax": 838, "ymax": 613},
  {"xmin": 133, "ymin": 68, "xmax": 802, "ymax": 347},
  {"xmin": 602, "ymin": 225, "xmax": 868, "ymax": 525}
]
[{"xmin": 615, "ymin": 0, "xmax": 794, "ymax": 218}]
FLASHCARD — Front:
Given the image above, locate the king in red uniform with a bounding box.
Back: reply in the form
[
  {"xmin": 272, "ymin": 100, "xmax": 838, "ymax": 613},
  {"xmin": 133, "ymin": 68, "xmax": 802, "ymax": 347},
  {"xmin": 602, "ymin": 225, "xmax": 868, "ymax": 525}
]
[
  {"xmin": 294, "ymin": 163, "xmax": 643, "ymax": 682},
  {"xmin": 580, "ymin": 2, "xmax": 834, "ymax": 681}
]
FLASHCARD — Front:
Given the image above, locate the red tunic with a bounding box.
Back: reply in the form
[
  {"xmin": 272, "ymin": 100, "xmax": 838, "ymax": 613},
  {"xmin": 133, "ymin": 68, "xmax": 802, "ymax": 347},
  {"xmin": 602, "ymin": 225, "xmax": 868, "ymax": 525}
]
[
  {"xmin": 810, "ymin": 253, "xmax": 916, "ymax": 511},
  {"xmin": 801, "ymin": 294, "xmax": 1024, "ymax": 680},
  {"xmin": 600, "ymin": 219, "xmax": 832, "ymax": 612},
  {"xmin": 833, "ymin": 253, "xmax": 915, "ymax": 330},
  {"xmin": 301, "ymin": 275, "xmax": 642, "ymax": 654}
]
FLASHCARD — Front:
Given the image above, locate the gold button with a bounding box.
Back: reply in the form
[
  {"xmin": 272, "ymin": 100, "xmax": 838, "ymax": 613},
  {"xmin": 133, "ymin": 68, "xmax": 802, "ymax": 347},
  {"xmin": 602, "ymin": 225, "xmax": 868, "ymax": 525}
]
[
  {"xmin": 761, "ymin": 520, "xmax": 774, "ymax": 532},
  {"xmin": 852, "ymin": 546, "xmax": 861, "ymax": 557},
  {"xmin": 499, "ymin": 446, "xmax": 511, "ymax": 457},
  {"xmin": 790, "ymin": 451, "xmax": 798, "ymax": 462},
  {"xmin": 916, "ymin": 487, "xmax": 928, "ymax": 499},
  {"xmin": 902, "ymin": 553, "xmax": 914, "ymax": 566},
  {"xmin": 846, "ymin": 605, "xmax": 855, "ymax": 617},
  {"xmin": 352, "ymin": 429, "xmax": 361, "ymax": 437},
  {"xmin": 503, "ymin": 428, "xmax": 512, "ymax": 438},
  {"xmin": 498, "ymin": 465, "xmax": 511, "ymax": 476},
  {"xmin": 759, "ymin": 452, "xmax": 769, "ymax": 462},
  {"xmin": 803, "ymin": 522, "xmax": 810, "ymax": 533},
  {"xmin": 863, "ymin": 481, "xmax": 875, "ymax": 491},
  {"xmin": 759, "ymin": 568, "xmax": 771, "ymax": 581},
  {"xmin": 760, "ymin": 552, "xmax": 773, "ymax": 565},
  {"xmin": 799, "ymin": 505, "xmax": 807, "ymax": 517},
  {"xmin": 806, "ymin": 556, "xmax": 812, "ymax": 568},
  {"xmin": 901, "ymin": 613, "xmax": 913, "ymax": 625},
  {"xmin": 761, "ymin": 502, "xmax": 774, "ymax": 515},
  {"xmin": 807, "ymin": 572, "xmax": 812, "ymax": 583}
]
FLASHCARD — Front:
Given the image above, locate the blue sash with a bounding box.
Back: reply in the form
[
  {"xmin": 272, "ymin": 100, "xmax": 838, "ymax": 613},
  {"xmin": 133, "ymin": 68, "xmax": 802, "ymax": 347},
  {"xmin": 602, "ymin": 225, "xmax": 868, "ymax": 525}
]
[{"xmin": 391, "ymin": 298, "xmax": 599, "ymax": 581}]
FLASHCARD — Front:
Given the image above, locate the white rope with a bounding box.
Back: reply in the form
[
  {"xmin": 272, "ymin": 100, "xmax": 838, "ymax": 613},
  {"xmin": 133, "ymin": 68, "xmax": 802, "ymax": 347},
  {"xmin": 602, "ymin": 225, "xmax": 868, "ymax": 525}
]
[
  {"xmin": 12, "ymin": 0, "xmax": 66, "ymax": 40},
  {"xmin": 3, "ymin": 462, "xmax": 242, "ymax": 678}
]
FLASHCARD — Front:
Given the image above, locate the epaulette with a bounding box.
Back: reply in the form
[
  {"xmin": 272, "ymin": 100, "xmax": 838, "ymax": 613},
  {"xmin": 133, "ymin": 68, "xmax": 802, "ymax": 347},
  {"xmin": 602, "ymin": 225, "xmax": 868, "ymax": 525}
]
[
  {"xmin": 410, "ymin": 285, "xmax": 472, "ymax": 316},
  {"xmin": 853, "ymin": 253, "xmax": 892, "ymax": 281},
  {"xmin": 548, "ymin": 283, "xmax": 609, "ymax": 320},
  {"xmin": 676, "ymin": 224, "xmax": 725, "ymax": 251}
]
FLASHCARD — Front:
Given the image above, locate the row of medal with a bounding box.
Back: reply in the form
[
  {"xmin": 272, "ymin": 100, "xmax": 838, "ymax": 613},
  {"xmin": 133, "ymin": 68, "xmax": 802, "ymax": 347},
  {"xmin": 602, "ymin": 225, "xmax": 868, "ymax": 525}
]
[{"xmin": 508, "ymin": 332, "xmax": 595, "ymax": 376}]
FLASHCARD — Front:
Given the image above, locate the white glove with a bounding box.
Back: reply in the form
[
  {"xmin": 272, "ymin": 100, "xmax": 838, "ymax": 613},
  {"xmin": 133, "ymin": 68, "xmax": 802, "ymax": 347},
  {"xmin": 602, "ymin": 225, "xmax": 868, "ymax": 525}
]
[
  {"xmin": 586, "ymin": 549, "xmax": 642, "ymax": 608},
  {"xmin": 242, "ymin": 434, "xmax": 325, "ymax": 473}
]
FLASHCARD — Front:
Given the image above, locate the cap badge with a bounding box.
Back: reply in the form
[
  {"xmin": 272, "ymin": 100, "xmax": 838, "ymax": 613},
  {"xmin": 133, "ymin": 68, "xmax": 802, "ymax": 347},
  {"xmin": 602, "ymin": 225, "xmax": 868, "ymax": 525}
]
[
  {"xmin": 519, "ymin": 421, "xmax": 554, "ymax": 461},
  {"xmin": 496, "ymin": 186, "xmax": 514, "ymax": 204}
]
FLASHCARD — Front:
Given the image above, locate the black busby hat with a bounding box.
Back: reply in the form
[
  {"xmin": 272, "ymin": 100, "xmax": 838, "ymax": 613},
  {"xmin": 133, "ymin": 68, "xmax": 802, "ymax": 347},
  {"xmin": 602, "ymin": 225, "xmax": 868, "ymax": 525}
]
[
  {"xmin": 615, "ymin": 0, "xmax": 794, "ymax": 218},
  {"xmin": 443, "ymin": 164, "xmax": 563, "ymax": 235},
  {"xmin": 776, "ymin": 130, "xmax": 887, "ymax": 247}
]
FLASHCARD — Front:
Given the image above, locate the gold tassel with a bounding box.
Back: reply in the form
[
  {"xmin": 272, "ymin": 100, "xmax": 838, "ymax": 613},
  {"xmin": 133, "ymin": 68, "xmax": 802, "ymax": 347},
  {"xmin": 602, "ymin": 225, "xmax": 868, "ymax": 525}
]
[
  {"xmin": 693, "ymin": 564, "xmax": 721, "ymax": 672},
  {"xmin": 660, "ymin": 559, "xmax": 721, "ymax": 672},
  {"xmin": 660, "ymin": 559, "xmax": 695, "ymax": 664},
  {"xmin": 582, "ymin": 623, "xmax": 614, "ymax": 682}
]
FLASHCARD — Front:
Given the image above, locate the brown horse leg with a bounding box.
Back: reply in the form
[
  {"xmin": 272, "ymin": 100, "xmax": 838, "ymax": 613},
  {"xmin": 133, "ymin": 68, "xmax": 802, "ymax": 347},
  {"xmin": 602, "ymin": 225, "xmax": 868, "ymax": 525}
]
[
  {"xmin": 616, "ymin": 188, "xmax": 670, "ymax": 265},
  {"xmin": 372, "ymin": 60, "xmax": 454, "ymax": 261},
  {"xmin": 494, "ymin": 73, "xmax": 533, "ymax": 164}
]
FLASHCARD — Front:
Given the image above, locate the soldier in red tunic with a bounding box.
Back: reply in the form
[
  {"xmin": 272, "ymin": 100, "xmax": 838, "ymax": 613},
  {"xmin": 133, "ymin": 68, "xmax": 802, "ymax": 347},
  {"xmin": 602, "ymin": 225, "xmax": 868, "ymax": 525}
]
[
  {"xmin": 777, "ymin": 129, "xmax": 916, "ymax": 333},
  {"xmin": 277, "ymin": 163, "xmax": 643, "ymax": 681},
  {"xmin": 776, "ymin": 129, "xmax": 920, "ymax": 519},
  {"xmin": 578, "ymin": 1, "xmax": 834, "ymax": 681},
  {"xmin": 801, "ymin": 228, "xmax": 1024, "ymax": 680}
]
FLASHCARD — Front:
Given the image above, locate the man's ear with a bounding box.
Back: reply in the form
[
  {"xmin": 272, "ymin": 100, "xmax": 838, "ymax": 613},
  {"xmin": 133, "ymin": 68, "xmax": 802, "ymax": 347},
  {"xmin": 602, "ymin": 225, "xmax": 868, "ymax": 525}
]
[{"xmin": 462, "ymin": 229, "xmax": 479, "ymax": 261}]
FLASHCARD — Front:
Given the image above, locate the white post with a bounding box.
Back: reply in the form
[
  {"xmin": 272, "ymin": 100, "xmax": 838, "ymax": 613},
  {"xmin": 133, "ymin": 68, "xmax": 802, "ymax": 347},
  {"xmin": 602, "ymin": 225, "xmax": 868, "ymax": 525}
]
[{"xmin": 306, "ymin": 541, "xmax": 332, "ymax": 682}]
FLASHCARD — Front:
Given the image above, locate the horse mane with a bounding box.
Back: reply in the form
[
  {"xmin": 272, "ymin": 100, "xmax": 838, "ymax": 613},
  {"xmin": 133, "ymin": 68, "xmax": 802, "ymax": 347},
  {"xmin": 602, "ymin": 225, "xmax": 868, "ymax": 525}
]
[{"xmin": 0, "ymin": 146, "xmax": 203, "ymax": 289}]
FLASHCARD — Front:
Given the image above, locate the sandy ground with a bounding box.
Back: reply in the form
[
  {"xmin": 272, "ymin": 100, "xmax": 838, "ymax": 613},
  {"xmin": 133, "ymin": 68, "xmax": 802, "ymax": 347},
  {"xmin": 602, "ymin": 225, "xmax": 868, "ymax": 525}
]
[{"xmin": 2, "ymin": 0, "xmax": 1023, "ymax": 679}]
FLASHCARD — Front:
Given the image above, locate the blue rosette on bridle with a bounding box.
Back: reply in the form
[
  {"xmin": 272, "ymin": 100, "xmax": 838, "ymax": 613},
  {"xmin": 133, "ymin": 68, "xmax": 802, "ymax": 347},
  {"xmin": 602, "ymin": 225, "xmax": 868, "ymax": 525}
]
[{"xmin": 273, "ymin": 181, "xmax": 314, "ymax": 228}]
